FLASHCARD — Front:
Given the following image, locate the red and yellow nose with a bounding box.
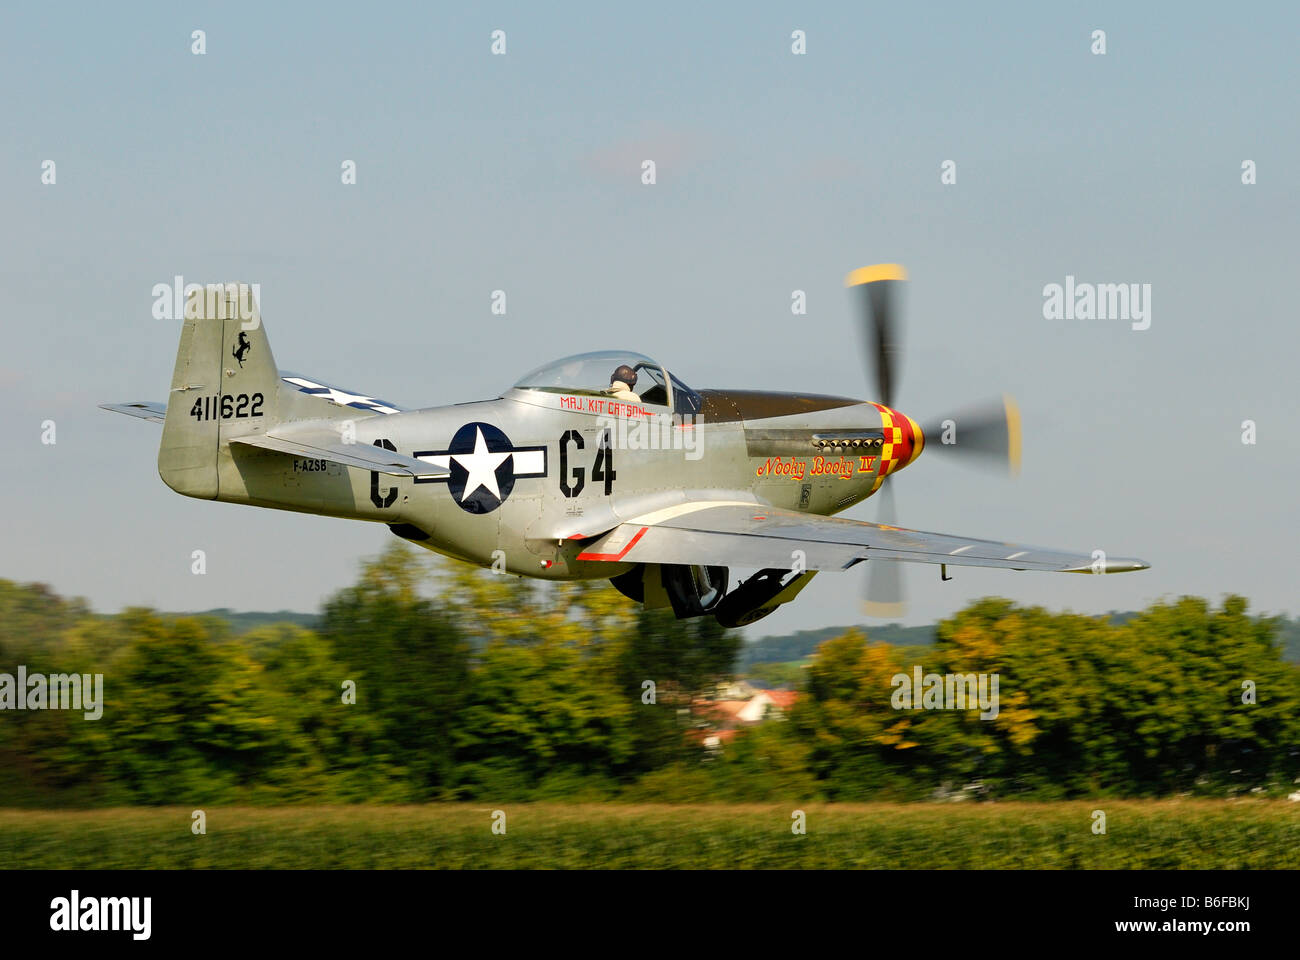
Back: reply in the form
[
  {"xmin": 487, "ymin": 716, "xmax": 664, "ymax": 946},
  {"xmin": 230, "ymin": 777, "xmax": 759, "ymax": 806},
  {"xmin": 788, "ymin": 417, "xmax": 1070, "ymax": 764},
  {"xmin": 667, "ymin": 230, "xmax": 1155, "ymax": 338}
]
[{"xmin": 870, "ymin": 402, "xmax": 924, "ymax": 483}]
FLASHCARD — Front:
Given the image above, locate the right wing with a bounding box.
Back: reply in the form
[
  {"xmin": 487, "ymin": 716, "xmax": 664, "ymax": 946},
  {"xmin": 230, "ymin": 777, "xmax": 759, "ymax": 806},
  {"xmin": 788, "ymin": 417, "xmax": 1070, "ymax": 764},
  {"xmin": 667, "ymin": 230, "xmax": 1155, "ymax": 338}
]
[{"xmin": 576, "ymin": 501, "xmax": 1148, "ymax": 574}]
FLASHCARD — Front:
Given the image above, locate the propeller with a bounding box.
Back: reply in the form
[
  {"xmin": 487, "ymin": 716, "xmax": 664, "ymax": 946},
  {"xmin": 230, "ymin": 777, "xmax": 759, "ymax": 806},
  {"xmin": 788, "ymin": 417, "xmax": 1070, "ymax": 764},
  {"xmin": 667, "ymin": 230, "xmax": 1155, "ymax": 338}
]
[
  {"xmin": 845, "ymin": 264, "xmax": 1022, "ymax": 617},
  {"xmin": 846, "ymin": 264, "xmax": 906, "ymax": 408},
  {"xmin": 919, "ymin": 396, "xmax": 1022, "ymax": 474},
  {"xmin": 862, "ymin": 479, "xmax": 905, "ymax": 618}
]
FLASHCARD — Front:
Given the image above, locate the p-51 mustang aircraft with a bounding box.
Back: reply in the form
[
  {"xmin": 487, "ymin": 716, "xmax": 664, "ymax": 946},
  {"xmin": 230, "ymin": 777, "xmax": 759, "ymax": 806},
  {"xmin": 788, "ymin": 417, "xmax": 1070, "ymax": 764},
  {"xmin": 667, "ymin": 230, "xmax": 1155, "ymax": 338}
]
[{"xmin": 103, "ymin": 266, "xmax": 1147, "ymax": 627}]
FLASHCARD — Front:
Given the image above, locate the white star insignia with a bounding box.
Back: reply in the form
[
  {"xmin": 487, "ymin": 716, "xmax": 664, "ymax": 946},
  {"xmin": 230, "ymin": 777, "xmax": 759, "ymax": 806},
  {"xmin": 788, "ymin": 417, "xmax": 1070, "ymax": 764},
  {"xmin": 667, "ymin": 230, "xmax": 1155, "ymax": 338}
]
[{"xmin": 453, "ymin": 426, "xmax": 511, "ymax": 501}]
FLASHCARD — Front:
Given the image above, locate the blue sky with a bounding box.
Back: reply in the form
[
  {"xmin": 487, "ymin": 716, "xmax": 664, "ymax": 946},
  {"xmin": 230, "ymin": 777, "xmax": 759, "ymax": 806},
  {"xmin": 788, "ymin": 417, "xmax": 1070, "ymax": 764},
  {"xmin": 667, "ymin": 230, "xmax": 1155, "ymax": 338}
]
[{"xmin": 3, "ymin": 2, "xmax": 1297, "ymax": 635}]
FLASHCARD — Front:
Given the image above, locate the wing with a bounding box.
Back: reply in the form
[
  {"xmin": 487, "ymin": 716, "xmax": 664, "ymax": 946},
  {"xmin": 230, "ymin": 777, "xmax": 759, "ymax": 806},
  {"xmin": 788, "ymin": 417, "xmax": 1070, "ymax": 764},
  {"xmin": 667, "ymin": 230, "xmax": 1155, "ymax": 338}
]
[
  {"xmin": 229, "ymin": 431, "xmax": 448, "ymax": 478},
  {"xmin": 576, "ymin": 502, "xmax": 1148, "ymax": 574},
  {"xmin": 99, "ymin": 401, "xmax": 167, "ymax": 423}
]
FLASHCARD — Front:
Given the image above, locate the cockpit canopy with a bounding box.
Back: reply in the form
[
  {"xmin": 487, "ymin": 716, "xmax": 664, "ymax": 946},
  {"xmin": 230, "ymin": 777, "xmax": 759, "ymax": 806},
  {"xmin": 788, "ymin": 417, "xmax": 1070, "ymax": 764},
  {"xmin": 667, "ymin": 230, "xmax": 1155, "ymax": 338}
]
[{"xmin": 512, "ymin": 350, "xmax": 702, "ymax": 415}]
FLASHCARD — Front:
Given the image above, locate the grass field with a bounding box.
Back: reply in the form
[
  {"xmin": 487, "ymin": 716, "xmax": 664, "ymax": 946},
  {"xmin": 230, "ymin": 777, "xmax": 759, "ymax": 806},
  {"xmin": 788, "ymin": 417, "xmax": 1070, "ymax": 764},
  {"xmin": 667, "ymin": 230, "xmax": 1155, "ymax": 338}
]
[{"xmin": 2, "ymin": 801, "xmax": 1298, "ymax": 868}]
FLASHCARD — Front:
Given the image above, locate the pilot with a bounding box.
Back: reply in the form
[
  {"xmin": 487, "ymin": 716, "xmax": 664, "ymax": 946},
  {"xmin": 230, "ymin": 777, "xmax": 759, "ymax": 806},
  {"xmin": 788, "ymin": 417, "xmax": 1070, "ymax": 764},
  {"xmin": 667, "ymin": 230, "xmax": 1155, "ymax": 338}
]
[{"xmin": 608, "ymin": 364, "xmax": 640, "ymax": 402}]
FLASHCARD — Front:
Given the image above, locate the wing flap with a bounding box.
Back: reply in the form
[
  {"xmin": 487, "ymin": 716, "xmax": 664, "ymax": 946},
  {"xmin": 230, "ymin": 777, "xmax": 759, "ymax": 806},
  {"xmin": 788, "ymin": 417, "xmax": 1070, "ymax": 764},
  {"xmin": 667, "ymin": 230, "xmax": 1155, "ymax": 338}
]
[{"xmin": 576, "ymin": 502, "xmax": 1148, "ymax": 574}]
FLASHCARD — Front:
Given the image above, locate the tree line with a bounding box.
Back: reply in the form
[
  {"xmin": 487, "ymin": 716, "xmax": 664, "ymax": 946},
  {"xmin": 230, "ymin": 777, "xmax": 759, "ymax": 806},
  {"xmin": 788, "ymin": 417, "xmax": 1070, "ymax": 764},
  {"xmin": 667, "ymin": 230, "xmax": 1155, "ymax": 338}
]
[{"xmin": 1, "ymin": 544, "xmax": 1296, "ymax": 805}]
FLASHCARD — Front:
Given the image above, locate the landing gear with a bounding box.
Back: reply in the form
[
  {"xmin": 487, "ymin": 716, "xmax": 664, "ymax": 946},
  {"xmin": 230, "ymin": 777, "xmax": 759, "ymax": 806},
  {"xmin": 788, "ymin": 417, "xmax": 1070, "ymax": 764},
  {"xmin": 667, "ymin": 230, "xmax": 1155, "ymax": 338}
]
[
  {"xmin": 713, "ymin": 568, "xmax": 818, "ymax": 628},
  {"xmin": 610, "ymin": 563, "xmax": 729, "ymax": 619},
  {"xmin": 661, "ymin": 564, "xmax": 728, "ymax": 619}
]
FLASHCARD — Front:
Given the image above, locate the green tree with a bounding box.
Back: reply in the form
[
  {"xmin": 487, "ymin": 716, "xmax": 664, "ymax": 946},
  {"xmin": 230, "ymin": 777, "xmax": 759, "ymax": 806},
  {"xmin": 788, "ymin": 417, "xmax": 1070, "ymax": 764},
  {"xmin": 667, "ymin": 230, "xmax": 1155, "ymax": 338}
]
[{"xmin": 321, "ymin": 543, "xmax": 472, "ymax": 798}]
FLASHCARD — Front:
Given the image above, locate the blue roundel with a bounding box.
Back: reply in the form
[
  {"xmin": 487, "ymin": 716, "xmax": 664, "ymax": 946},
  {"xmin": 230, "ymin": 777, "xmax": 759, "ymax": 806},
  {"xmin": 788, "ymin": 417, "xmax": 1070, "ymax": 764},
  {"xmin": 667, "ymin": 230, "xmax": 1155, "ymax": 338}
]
[
  {"xmin": 446, "ymin": 422, "xmax": 517, "ymax": 514},
  {"xmin": 416, "ymin": 422, "xmax": 549, "ymax": 515}
]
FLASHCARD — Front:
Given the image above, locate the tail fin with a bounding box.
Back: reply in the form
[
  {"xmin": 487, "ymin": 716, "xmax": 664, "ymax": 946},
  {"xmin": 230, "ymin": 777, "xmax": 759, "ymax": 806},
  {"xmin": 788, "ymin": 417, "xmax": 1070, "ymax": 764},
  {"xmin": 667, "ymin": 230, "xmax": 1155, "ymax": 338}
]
[{"xmin": 158, "ymin": 283, "xmax": 279, "ymax": 499}]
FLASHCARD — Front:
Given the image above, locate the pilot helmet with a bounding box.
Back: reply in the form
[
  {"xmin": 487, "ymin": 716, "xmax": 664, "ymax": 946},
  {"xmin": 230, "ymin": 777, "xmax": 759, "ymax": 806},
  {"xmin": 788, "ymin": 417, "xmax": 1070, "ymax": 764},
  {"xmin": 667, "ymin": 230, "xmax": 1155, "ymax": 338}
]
[{"xmin": 611, "ymin": 364, "xmax": 638, "ymax": 388}]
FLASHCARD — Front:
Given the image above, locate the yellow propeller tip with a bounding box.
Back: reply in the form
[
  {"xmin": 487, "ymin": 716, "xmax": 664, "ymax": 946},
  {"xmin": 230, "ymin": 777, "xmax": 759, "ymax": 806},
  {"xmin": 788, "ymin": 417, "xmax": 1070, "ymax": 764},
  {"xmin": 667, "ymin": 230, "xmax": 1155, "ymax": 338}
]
[
  {"xmin": 1004, "ymin": 394, "xmax": 1022, "ymax": 475},
  {"xmin": 862, "ymin": 600, "xmax": 906, "ymax": 619},
  {"xmin": 845, "ymin": 263, "xmax": 908, "ymax": 287}
]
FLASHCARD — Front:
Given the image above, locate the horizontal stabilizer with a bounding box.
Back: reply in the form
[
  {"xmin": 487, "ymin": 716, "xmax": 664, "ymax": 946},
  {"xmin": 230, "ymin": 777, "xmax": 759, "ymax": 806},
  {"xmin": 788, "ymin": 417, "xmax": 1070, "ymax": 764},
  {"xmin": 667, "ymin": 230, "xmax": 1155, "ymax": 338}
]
[
  {"xmin": 279, "ymin": 372, "xmax": 406, "ymax": 415},
  {"xmin": 99, "ymin": 401, "xmax": 167, "ymax": 423},
  {"xmin": 229, "ymin": 432, "xmax": 450, "ymax": 478}
]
